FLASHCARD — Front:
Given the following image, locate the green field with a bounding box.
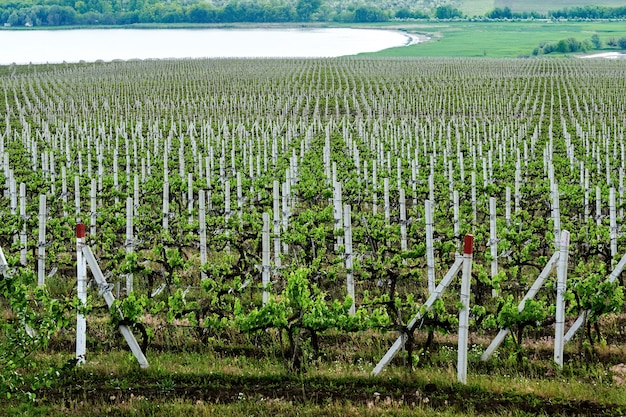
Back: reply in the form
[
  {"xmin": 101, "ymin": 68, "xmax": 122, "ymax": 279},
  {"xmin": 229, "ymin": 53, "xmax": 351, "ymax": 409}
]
[
  {"xmin": 494, "ymin": 0, "xmax": 626, "ymax": 13},
  {"xmin": 459, "ymin": 0, "xmax": 496, "ymax": 17},
  {"xmin": 459, "ymin": 0, "xmax": 626, "ymax": 16},
  {"xmin": 363, "ymin": 21, "xmax": 626, "ymax": 57}
]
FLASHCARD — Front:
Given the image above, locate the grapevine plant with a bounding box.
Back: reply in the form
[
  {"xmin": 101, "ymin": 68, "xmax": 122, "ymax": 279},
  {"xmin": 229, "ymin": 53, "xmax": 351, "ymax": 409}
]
[
  {"xmin": 0, "ymin": 257, "xmax": 74, "ymax": 399},
  {"xmin": 236, "ymin": 268, "xmax": 390, "ymax": 371}
]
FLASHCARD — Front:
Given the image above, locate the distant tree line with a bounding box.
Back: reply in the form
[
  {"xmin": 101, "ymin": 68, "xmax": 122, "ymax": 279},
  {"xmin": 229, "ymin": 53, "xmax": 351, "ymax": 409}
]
[
  {"xmin": 532, "ymin": 37, "xmax": 593, "ymax": 56},
  {"xmin": 1, "ymin": 0, "xmax": 626, "ymax": 27},
  {"xmin": 548, "ymin": 5, "xmax": 626, "ymax": 20},
  {"xmin": 486, "ymin": 5, "xmax": 626, "ymax": 20},
  {"xmin": 532, "ymin": 34, "xmax": 626, "ymax": 55},
  {"xmin": 0, "ymin": 0, "xmax": 459, "ymax": 26},
  {"xmin": 0, "ymin": 0, "xmax": 407, "ymax": 26}
]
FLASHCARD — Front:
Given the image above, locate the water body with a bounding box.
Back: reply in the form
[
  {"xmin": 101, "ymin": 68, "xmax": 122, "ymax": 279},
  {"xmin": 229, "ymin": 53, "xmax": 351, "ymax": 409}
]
[
  {"xmin": 579, "ymin": 52, "xmax": 626, "ymax": 59},
  {"xmin": 0, "ymin": 28, "xmax": 417, "ymax": 65}
]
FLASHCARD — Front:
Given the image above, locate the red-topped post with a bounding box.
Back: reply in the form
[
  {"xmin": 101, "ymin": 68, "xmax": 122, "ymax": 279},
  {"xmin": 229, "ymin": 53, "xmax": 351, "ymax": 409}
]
[
  {"xmin": 463, "ymin": 234, "xmax": 474, "ymax": 256},
  {"xmin": 76, "ymin": 223, "xmax": 86, "ymax": 239}
]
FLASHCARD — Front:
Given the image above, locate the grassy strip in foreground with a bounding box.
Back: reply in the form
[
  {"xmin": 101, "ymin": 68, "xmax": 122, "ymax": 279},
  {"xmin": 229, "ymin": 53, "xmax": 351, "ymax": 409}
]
[
  {"xmin": 2, "ymin": 349, "xmax": 625, "ymax": 417},
  {"xmin": 363, "ymin": 21, "xmax": 626, "ymax": 57},
  {"xmin": 0, "ymin": 401, "xmax": 519, "ymax": 417}
]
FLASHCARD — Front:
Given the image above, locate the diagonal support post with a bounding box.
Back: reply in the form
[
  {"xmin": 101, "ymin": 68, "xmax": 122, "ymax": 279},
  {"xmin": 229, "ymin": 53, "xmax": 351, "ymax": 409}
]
[
  {"xmin": 564, "ymin": 250, "xmax": 626, "ymax": 344},
  {"xmin": 481, "ymin": 231, "xmax": 570, "ymax": 365},
  {"xmin": 371, "ymin": 236, "xmax": 472, "ymax": 377},
  {"xmin": 78, "ymin": 223, "xmax": 149, "ymax": 368},
  {"xmin": 481, "ymin": 250, "xmax": 560, "ymax": 361}
]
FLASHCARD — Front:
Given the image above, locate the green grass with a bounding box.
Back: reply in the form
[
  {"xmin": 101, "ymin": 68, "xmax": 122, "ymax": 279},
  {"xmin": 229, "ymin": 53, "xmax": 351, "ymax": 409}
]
[
  {"xmin": 1, "ymin": 400, "xmax": 507, "ymax": 417},
  {"xmin": 362, "ymin": 21, "xmax": 626, "ymax": 57},
  {"xmin": 3, "ymin": 346, "xmax": 625, "ymax": 417},
  {"xmin": 459, "ymin": 0, "xmax": 496, "ymax": 18}
]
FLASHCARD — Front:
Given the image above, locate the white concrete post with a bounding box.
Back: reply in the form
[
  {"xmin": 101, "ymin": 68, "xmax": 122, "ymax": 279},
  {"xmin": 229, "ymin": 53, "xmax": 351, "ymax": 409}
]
[
  {"xmin": 344, "ymin": 204, "xmax": 355, "ymax": 315},
  {"xmin": 383, "ymin": 177, "xmax": 390, "ymax": 225},
  {"xmin": 90, "ymin": 178, "xmax": 97, "ymax": 238},
  {"xmin": 272, "ymin": 180, "xmax": 281, "ymax": 269},
  {"xmin": 262, "ymin": 212, "xmax": 271, "ymax": 305},
  {"xmin": 399, "ymin": 188, "xmax": 407, "ymax": 252},
  {"xmin": 37, "ymin": 194, "xmax": 46, "ymax": 287},
  {"xmin": 489, "ymin": 197, "xmax": 498, "ymax": 295},
  {"xmin": 76, "ymin": 223, "xmax": 87, "ymax": 365},
  {"xmin": 199, "ymin": 189, "xmax": 207, "ymax": 280},
  {"xmin": 125, "ymin": 197, "xmax": 134, "ymax": 294},
  {"xmin": 74, "ymin": 176, "xmax": 81, "ymax": 217},
  {"xmin": 610, "ymin": 187, "xmax": 617, "ymax": 259},
  {"xmin": 457, "ymin": 234, "xmax": 474, "ymax": 384},
  {"xmin": 162, "ymin": 180, "xmax": 170, "ymax": 231},
  {"xmin": 333, "ymin": 180, "xmax": 344, "ymax": 251},
  {"xmin": 453, "ymin": 189, "xmax": 460, "ymax": 239},
  {"xmin": 188, "ymin": 173, "xmax": 194, "ymax": 225},
  {"xmin": 61, "ymin": 166, "xmax": 68, "ymax": 217},
  {"xmin": 19, "ymin": 183, "xmax": 27, "ymax": 266},
  {"xmin": 554, "ymin": 230, "xmax": 570, "ymax": 368}
]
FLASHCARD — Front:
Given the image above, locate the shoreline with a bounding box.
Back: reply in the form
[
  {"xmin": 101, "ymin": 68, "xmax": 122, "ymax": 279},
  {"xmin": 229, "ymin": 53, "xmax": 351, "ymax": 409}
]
[
  {"xmin": 403, "ymin": 32, "xmax": 430, "ymax": 45},
  {"xmin": 578, "ymin": 51, "xmax": 626, "ymax": 59}
]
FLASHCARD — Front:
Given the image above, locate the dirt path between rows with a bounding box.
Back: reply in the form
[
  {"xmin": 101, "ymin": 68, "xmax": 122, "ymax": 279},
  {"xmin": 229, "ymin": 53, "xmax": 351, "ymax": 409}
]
[{"xmin": 38, "ymin": 373, "xmax": 623, "ymax": 416}]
